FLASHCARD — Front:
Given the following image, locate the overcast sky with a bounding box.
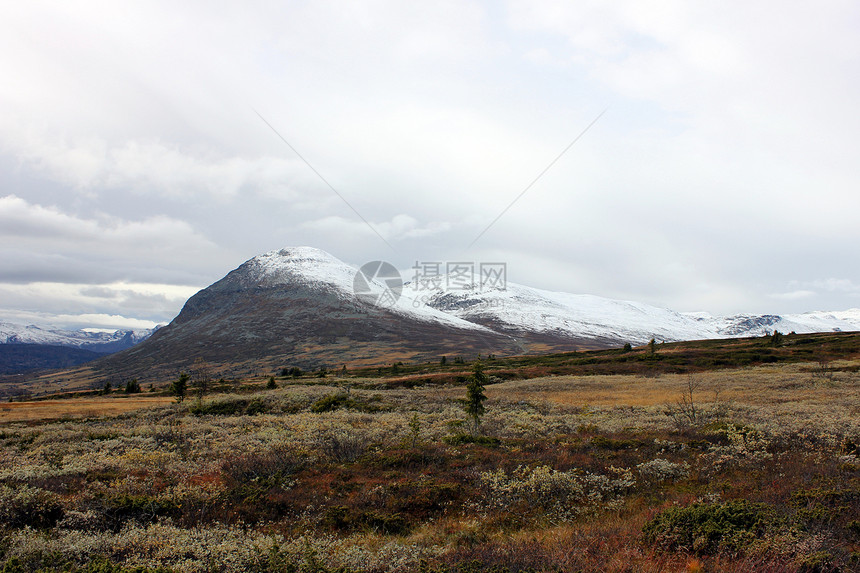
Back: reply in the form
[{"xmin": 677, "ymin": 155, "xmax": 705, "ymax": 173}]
[{"xmin": 2, "ymin": 1, "xmax": 859, "ymax": 331}]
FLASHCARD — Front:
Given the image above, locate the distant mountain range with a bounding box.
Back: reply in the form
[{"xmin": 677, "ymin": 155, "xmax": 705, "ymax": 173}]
[
  {"xmin": 64, "ymin": 246, "xmax": 859, "ymax": 382},
  {"xmin": 0, "ymin": 322, "xmax": 156, "ymax": 351},
  {"xmin": 420, "ymin": 279, "xmax": 860, "ymax": 343},
  {"xmin": 0, "ymin": 323, "xmax": 158, "ymax": 374}
]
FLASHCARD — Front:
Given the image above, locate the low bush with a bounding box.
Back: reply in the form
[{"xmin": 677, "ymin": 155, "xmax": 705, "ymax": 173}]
[
  {"xmin": 443, "ymin": 434, "xmax": 501, "ymax": 446},
  {"xmin": 642, "ymin": 500, "xmax": 774, "ymax": 556},
  {"xmin": 478, "ymin": 464, "xmax": 635, "ymax": 523},
  {"xmin": 0, "ymin": 556, "xmax": 172, "ymax": 573},
  {"xmin": 310, "ymin": 393, "xmax": 383, "ymax": 413},
  {"xmin": 221, "ymin": 445, "xmax": 299, "ymax": 494},
  {"xmin": 0, "ymin": 484, "xmax": 64, "ymax": 529},
  {"xmin": 189, "ymin": 396, "xmax": 269, "ymax": 416}
]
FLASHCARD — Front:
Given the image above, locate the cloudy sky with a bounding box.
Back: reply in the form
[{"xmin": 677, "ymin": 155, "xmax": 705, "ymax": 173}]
[{"xmin": 2, "ymin": 1, "xmax": 859, "ymax": 330}]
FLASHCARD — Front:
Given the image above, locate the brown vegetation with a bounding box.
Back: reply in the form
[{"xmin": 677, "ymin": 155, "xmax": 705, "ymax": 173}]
[{"xmin": 0, "ymin": 336, "xmax": 858, "ymax": 571}]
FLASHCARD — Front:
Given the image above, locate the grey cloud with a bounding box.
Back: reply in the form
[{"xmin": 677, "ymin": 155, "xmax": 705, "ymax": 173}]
[{"xmin": 1, "ymin": 1, "xmax": 859, "ymax": 327}]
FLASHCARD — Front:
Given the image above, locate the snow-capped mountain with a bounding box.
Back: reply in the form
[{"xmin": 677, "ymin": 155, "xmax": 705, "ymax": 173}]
[
  {"xmin": 686, "ymin": 309, "xmax": 860, "ymax": 338},
  {"xmin": 241, "ymin": 247, "xmax": 488, "ymax": 332},
  {"xmin": 424, "ymin": 282, "xmax": 719, "ymax": 345},
  {"xmin": 0, "ymin": 322, "xmax": 157, "ymax": 353},
  {"xmin": 421, "ymin": 280, "xmax": 860, "ymax": 345},
  {"xmin": 99, "ymin": 247, "xmax": 520, "ymax": 381},
  {"xmin": 25, "ymin": 246, "xmax": 860, "ymax": 380}
]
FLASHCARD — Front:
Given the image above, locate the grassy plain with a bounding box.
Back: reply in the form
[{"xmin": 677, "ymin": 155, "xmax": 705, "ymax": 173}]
[
  {"xmin": 1, "ymin": 335, "xmax": 859, "ymax": 572},
  {"xmin": 0, "ymin": 396, "xmax": 175, "ymax": 424}
]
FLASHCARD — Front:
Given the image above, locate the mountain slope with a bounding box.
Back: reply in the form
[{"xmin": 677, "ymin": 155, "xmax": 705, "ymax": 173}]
[{"xmin": 92, "ymin": 248, "xmax": 525, "ymax": 381}]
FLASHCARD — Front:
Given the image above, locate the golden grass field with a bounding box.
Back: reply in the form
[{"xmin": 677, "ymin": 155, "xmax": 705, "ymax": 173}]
[
  {"xmin": 5, "ymin": 361, "xmax": 857, "ymax": 425},
  {"xmin": 0, "ymin": 395, "xmax": 175, "ymax": 423}
]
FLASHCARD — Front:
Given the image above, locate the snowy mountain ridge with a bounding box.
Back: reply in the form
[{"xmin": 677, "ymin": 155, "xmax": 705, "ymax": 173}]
[
  {"xmin": 243, "ymin": 247, "xmax": 860, "ymax": 345},
  {"xmin": 4, "ymin": 246, "xmax": 859, "ymax": 355},
  {"xmin": 0, "ymin": 322, "xmax": 158, "ymax": 353}
]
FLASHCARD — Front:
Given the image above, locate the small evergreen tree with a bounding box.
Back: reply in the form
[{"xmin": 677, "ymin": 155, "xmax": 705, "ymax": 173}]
[
  {"xmin": 170, "ymin": 372, "xmax": 189, "ymax": 403},
  {"xmin": 102, "ymin": 381, "xmax": 112, "ymax": 395},
  {"xmin": 125, "ymin": 379, "xmax": 141, "ymax": 394},
  {"xmin": 462, "ymin": 361, "xmax": 489, "ymax": 436},
  {"xmin": 266, "ymin": 376, "xmax": 277, "ymax": 390},
  {"xmin": 407, "ymin": 413, "xmax": 421, "ymax": 448},
  {"xmin": 440, "ymin": 355, "xmax": 447, "ymax": 366},
  {"xmin": 648, "ymin": 338, "xmax": 657, "ymax": 355},
  {"xmin": 770, "ymin": 330, "xmax": 784, "ymax": 346},
  {"xmin": 623, "ymin": 342, "xmax": 633, "ymax": 352}
]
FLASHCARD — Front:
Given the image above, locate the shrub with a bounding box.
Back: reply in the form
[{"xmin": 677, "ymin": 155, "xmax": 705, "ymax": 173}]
[
  {"xmin": 478, "ymin": 465, "xmax": 635, "ymax": 523},
  {"xmin": 309, "ymin": 393, "xmax": 382, "ymax": 414},
  {"xmin": 590, "ymin": 435, "xmax": 642, "ymax": 450},
  {"xmin": 0, "ymin": 556, "xmax": 172, "ymax": 573},
  {"xmin": 636, "ymin": 458, "xmax": 690, "ymax": 483},
  {"xmin": 0, "ymin": 484, "xmax": 64, "ymax": 529},
  {"xmin": 189, "ymin": 396, "xmax": 269, "ymax": 416},
  {"xmin": 94, "ymin": 493, "xmax": 173, "ymax": 530},
  {"xmin": 189, "ymin": 399, "xmax": 243, "ymax": 416},
  {"xmin": 316, "ymin": 430, "xmax": 370, "ymax": 463},
  {"xmin": 245, "ymin": 398, "xmax": 268, "ymax": 415},
  {"xmin": 642, "ymin": 500, "xmax": 773, "ymax": 555},
  {"xmin": 222, "ymin": 445, "xmax": 299, "ymax": 494},
  {"xmin": 310, "ymin": 393, "xmax": 349, "ymax": 413},
  {"xmin": 443, "ymin": 434, "xmax": 500, "ymax": 447}
]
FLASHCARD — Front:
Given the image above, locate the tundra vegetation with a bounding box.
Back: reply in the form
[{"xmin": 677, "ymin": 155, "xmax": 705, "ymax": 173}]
[{"xmin": 0, "ymin": 333, "xmax": 859, "ymax": 572}]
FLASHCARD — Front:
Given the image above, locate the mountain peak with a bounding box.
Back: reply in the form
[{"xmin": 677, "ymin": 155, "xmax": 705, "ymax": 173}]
[{"xmin": 237, "ymin": 246, "xmax": 355, "ymax": 291}]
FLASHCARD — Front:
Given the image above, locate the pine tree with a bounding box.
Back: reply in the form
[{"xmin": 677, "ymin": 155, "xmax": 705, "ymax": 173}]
[
  {"xmin": 170, "ymin": 372, "xmax": 189, "ymax": 403},
  {"xmin": 463, "ymin": 361, "xmax": 488, "ymax": 436}
]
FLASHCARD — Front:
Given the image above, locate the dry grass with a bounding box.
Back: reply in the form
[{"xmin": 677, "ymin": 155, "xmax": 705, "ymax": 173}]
[
  {"xmin": 486, "ymin": 361, "xmax": 860, "ymax": 407},
  {"xmin": 0, "ymin": 395, "xmax": 175, "ymax": 423}
]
